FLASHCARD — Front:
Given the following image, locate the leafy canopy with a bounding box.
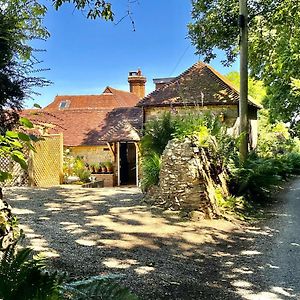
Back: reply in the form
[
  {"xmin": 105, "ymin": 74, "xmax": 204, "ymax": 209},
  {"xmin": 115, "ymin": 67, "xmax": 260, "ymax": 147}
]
[
  {"xmin": 0, "ymin": 0, "xmax": 49, "ymax": 132},
  {"xmin": 52, "ymin": 0, "xmax": 114, "ymax": 20},
  {"xmin": 226, "ymin": 71, "xmax": 266, "ymax": 104},
  {"xmin": 188, "ymin": 0, "xmax": 300, "ymax": 136}
]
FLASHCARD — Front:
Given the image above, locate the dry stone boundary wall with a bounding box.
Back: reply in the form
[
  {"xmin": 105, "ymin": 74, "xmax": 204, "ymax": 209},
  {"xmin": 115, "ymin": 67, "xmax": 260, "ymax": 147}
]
[{"xmin": 146, "ymin": 138, "xmax": 229, "ymax": 219}]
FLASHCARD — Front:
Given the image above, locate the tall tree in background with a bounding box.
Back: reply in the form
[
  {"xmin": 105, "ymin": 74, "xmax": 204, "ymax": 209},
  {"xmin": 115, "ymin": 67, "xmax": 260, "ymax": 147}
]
[
  {"xmin": 52, "ymin": 0, "xmax": 114, "ymax": 20},
  {"xmin": 0, "ymin": 0, "xmax": 49, "ymax": 132},
  {"xmin": 226, "ymin": 71, "xmax": 266, "ymax": 104},
  {"xmin": 0, "ymin": 0, "xmax": 115, "ymax": 247},
  {"xmin": 188, "ymin": 0, "xmax": 300, "ymax": 137}
]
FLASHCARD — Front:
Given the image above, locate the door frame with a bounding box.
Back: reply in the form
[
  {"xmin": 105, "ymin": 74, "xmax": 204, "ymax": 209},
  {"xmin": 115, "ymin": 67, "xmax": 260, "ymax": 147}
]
[{"xmin": 117, "ymin": 142, "xmax": 139, "ymax": 186}]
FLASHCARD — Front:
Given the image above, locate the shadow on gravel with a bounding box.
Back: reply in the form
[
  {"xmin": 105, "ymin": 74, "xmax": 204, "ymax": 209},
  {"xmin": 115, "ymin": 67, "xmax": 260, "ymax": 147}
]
[{"xmin": 4, "ymin": 186, "xmax": 299, "ymax": 300}]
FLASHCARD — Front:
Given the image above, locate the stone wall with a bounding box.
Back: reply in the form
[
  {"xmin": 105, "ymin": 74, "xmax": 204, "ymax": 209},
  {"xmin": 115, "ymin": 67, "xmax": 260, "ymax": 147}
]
[
  {"xmin": 92, "ymin": 173, "xmax": 114, "ymax": 187},
  {"xmin": 146, "ymin": 138, "xmax": 229, "ymax": 219},
  {"xmin": 69, "ymin": 145, "xmax": 114, "ymax": 164},
  {"xmin": 144, "ymin": 105, "xmax": 238, "ymax": 127}
]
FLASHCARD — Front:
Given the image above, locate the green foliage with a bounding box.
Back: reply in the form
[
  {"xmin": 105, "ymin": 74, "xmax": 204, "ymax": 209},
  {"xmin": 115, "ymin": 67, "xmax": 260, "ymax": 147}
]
[
  {"xmin": 216, "ymin": 192, "xmax": 253, "ymax": 220},
  {"xmin": 0, "ymin": 239, "xmax": 138, "ymax": 300},
  {"xmin": 52, "ymin": 0, "xmax": 114, "ymax": 20},
  {"xmin": 141, "ymin": 153, "xmax": 161, "ymax": 192},
  {"xmin": 226, "ymin": 71, "xmax": 266, "ymax": 104},
  {"xmin": 0, "ymin": 0, "xmax": 50, "ymax": 132},
  {"xmin": 172, "ymin": 112, "xmax": 215, "ymax": 141},
  {"xmin": 63, "ymin": 152, "xmax": 91, "ymax": 183},
  {"xmin": 141, "ymin": 112, "xmax": 236, "ymax": 191},
  {"xmin": 0, "ymin": 121, "xmax": 37, "ymax": 182},
  {"xmin": 257, "ymin": 110, "xmax": 298, "ymax": 157},
  {"xmin": 76, "ymin": 169, "xmax": 91, "ymax": 183},
  {"xmin": 0, "ymin": 241, "xmax": 62, "ymax": 300},
  {"xmin": 141, "ymin": 112, "xmax": 176, "ymax": 156},
  {"xmin": 72, "ymin": 157, "xmax": 91, "ymax": 182},
  {"xmin": 61, "ymin": 275, "xmax": 138, "ymax": 300},
  {"xmin": 173, "ymin": 113, "xmax": 238, "ymax": 166},
  {"xmin": 189, "ymin": 0, "xmax": 300, "ymax": 136},
  {"xmin": 230, "ymin": 152, "xmax": 300, "ymax": 201}
]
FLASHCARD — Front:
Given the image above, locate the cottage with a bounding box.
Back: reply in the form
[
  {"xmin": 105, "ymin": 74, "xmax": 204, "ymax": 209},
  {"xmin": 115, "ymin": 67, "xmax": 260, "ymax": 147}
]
[
  {"xmin": 23, "ymin": 72, "xmax": 145, "ymax": 187},
  {"xmin": 136, "ymin": 61, "xmax": 261, "ymax": 148},
  {"xmin": 23, "ymin": 62, "xmax": 260, "ymax": 188}
]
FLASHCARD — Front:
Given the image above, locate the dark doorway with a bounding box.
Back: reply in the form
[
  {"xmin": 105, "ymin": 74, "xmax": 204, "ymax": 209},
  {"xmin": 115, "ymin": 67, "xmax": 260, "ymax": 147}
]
[{"xmin": 119, "ymin": 143, "xmax": 136, "ymax": 185}]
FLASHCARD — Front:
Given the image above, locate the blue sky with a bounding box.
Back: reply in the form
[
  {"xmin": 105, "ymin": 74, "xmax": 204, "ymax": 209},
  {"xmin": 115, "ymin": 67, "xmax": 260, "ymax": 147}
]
[{"xmin": 29, "ymin": 0, "xmax": 239, "ymax": 108}]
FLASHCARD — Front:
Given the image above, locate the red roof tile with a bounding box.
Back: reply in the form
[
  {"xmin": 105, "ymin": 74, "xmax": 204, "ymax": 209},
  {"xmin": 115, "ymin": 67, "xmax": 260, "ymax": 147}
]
[
  {"xmin": 137, "ymin": 62, "xmax": 261, "ymax": 109},
  {"xmin": 44, "ymin": 87, "xmax": 140, "ymax": 110},
  {"xmin": 22, "ymin": 109, "xmax": 110, "ymax": 146},
  {"xmin": 98, "ymin": 107, "xmax": 143, "ymax": 142},
  {"xmin": 22, "ymin": 86, "xmax": 142, "ymax": 146}
]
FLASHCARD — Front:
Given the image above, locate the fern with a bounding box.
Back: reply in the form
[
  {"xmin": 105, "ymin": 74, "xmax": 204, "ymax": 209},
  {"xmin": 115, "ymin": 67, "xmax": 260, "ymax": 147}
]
[
  {"xmin": 61, "ymin": 275, "xmax": 138, "ymax": 300},
  {"xmin": 0, "ymin": 237, "xmax": 139, "ymax": 300},
  {"xmin": 141, "ymin": 153, "xmax": 161, "ymax": 192},
  {"xmin": 0, "ymin": 241, "xmax": 62, "ymax": 300}
]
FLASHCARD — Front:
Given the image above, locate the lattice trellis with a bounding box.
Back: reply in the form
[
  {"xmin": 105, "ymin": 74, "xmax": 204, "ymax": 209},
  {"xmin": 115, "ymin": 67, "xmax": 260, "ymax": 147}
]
[
  {"xmin": 29, "ymin": 134, "xmax": 63, "ymax": 187},
  {"xmin": 0, "ymin": 149, "xmax": 29, "ymax": 187}
]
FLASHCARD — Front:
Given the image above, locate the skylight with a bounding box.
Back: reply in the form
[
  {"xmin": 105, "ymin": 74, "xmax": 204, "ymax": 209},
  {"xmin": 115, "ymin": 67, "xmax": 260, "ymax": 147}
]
[{"xmin": 59, "ymin": 100, "xmax": 70, "ymax": 109}]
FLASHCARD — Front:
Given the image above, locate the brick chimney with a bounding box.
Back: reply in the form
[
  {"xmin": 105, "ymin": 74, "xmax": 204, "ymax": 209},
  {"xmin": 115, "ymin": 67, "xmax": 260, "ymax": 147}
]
[{"xmin": 128, "ymin": 69, "xmax": 146, "ymax": 99}]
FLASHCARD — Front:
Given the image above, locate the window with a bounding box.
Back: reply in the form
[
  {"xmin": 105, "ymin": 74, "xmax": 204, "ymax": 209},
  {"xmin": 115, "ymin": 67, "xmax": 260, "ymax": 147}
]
[{"xmin": 59, "ymin": 100, "xmax": 70, "ymax": 109}]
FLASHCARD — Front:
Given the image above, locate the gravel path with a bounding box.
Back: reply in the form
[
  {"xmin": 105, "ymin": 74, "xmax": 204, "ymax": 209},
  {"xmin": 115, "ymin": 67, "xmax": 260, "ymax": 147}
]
[{"xmin": 4, "ymin": 179, "xmax": 300, "ymax": 299}]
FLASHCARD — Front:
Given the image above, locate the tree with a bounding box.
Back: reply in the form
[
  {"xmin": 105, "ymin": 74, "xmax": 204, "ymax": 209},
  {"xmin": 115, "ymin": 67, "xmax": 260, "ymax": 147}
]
[
  {"xmin": 0, "ymin": 0, "xmax": 50, "ymax": 248},
  {"xmin": 0, "ymin": 0, "xmax": 49, "ymax": 133},
  {"xmin": 52, "ymin": 0, "xmax": 114, "ymax": 20},
  {"xmin": 226, "ymin": 71, "xmax": 266, "ymax": 104},
  {"xmin": 188, "ymin": 0, "xmax": 300, "ymax": 136}
]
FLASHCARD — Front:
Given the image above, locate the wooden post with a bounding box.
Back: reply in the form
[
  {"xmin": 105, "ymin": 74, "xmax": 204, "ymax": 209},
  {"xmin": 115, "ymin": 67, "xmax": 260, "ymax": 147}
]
[
  {"xmin": 28, "ymin": 148, "xmax": 35, "ymax": 186},
  {"xmin": 117, "ymin": 142, "xmax": 120, "ymax": 186},
  {"xmin": 239, "ymin": 0, "xmax": 249, "ymax": 163},
  {"xmin": 134, "ymin": 142, "xmax": 139, "ymax": 187},
  {"xmin": 106, "ymin": 142, "xmax": 116, "ymax": 157},
  {"xmin": 59, "ymin": 133, "xmax": 64, "ymax": 184}
]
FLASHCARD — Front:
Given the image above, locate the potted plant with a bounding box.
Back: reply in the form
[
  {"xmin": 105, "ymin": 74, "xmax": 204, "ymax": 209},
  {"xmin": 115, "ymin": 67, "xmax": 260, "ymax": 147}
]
[
  {"xmin": 105, "ymin": 161, "xmax": 113, "ymax": 173},
  {"xmin": 89, "ymin": 163, "xmax": 96, "ymax": 174},
  {"xmin": 94, "ymin": 163, "xmax": 100, "ymax": 174},
  {"xmin": 100, "ymin": 162, "xmax": 107, "ymax": 173}
]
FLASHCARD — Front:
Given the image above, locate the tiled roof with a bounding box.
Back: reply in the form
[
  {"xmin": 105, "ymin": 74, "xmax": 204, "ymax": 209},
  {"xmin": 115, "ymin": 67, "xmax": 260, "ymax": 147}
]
[
  {"xmin": 137, "ymin": 61, "xmax": 261, "ymax": 109},
  {"xmin": 98, "ymin": 107, "xmax": 143, "ymax": 142},
  {"xmin": 44, "ymin": 87, "xmax": 140, "ymax": 110},
  {"xmin": 22, "ymin": 106, "xmax": 143, "ymax": 146},
  {"xmin": 22, "ymin": 109, "xmax": 110, "ymax": 146},
  {"xmin": 22, "ymin": 86, "xmax": 142, "ymax": 146}
]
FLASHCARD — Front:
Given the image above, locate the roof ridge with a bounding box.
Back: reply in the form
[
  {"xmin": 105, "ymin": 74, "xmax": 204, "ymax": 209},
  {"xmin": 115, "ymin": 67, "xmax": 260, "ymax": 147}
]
[
  {"xmin": 138, "ymin": 61, "xmax": 205, "ymax": 104},
  {"xmin": 55, "ymin": 94, "xmax": 106, "ymax": 97},
  {"xmin": 205, "ymin": 65, "xmax": 262, "ymax": 108}
]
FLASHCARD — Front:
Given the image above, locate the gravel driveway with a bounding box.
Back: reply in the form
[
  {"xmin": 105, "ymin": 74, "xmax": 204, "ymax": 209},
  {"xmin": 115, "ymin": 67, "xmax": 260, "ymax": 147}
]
[{"xmin": 4, "ymin": 180, "xmax": 300, "ymax": 299}]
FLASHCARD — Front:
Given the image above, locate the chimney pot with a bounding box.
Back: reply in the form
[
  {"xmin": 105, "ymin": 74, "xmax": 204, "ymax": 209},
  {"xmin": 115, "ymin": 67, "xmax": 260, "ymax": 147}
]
[{"xmin": 128, "ymin": 69, "xmax": 147, "ymax": 99}]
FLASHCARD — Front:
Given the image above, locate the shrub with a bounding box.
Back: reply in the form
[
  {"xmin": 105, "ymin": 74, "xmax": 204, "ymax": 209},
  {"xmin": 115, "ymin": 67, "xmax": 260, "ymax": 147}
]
[
  {"xmin": 172, "ymin": 112, "xmax": 223, "ymax": 140},
  {"xmin": 141, "ymin": 112, "xmax": 235, "ymax": 191},
  {"xmin": 0, "ymin": 239, "xmax": 138, "ymax": 300},
  {"xmin": 141, "ymin": 112, "xmax": 176, "ymax": 156},
  {"xmin": 76, "ymin": 168, "xmax": 91, "ymax": 183},
  {"xmin": 140, "ymin": 153, "xmax": 161, "ymax": 192},
  {"xmin": 229, "ymin": 151, "xmax": 300, "ymax": 202},
  {"xmin": 61, "ymin": 275, "xmax": 138, "ymax": 300},
  {"xmin": 0, "ymin": 240, "xmax": 62, "ymax": 300},
  {"xmin": 257, "ymin": 110, "xmax": 297, "ymax": 157}
]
